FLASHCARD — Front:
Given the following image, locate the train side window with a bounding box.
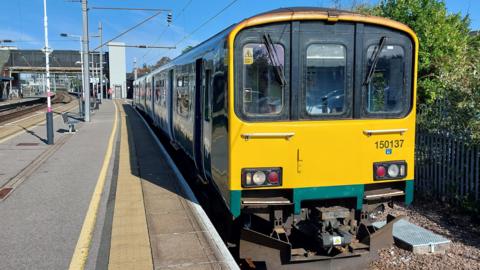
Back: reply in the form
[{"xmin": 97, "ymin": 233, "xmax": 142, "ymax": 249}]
[
  {"xmin": 305, "ymin": 44, "xmax": 346, "ymax": 115},
  {"xmin": 364, "ymin": 45, "xmax": 406, "ymax": 115},
  {"xmin": 241, "ymin": 43, "xmax": 285, "ymax": 116},
  {"xmin": 176, "ymin": 74, "xmax": 191, "ymax": 117},
  {"xmin": 146, "ymin": 80, "xmax": 150, "ymax": 101}
]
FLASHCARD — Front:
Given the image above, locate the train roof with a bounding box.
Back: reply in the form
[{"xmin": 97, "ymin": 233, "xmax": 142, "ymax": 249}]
[
  {"xmin": 136, "ymin": 7, "xmax": 414, "ymax": 81},
  {"xmin": 237, "ymin": 6, "xmax": 413, "ymax": 33},
  {"xmin": 254, "ymin": 7, "xmax": 359, "ymax": 17}
]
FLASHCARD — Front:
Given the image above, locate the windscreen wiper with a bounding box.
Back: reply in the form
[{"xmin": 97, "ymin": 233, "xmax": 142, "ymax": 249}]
[
  {"xmin": 263, "ymin": 33, "xmax": 287, "ymax": 86},
  {"xmin": 363, "ymin": 36, "xmax": 387, "ymax": 86}
]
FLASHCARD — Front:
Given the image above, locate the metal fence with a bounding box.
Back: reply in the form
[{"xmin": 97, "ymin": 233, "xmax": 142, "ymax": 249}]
[{"xmin": 415, "ymin": 129, "xmax": 480, "ymax": 204}]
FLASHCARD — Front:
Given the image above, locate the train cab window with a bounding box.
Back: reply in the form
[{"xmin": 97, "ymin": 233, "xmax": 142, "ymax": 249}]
[
  {"xmin": 305, "ymin": 44, "xmax": 346, "ymax": 115},
  {"xmin": 241, "ymin": 43, "xmax": 285, "ymax": 116},
  {"xmin": 364, "ymin": 44, "xmax": 406, "ymax": 115}
]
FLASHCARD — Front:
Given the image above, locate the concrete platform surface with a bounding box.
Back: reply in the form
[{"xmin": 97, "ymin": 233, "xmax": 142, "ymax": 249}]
[
  {"xmin": 0, "ymin": 100, "xmax": 116, "ymax": 270},
  {"xmin": 0, "ymin": 103, "xmax": 78, "ymax": 187},
  {"xmin": 0, "ymin": 97, "xmax": 43, "ymax": 107}
]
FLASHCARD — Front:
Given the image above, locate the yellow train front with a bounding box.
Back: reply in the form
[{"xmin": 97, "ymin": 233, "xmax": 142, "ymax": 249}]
[{"xmin": 226, "ymin": 8, "xmax": 417, "ymax": 266}]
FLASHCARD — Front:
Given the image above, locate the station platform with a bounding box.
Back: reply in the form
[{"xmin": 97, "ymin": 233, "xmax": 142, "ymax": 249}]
[
  {"xmin": 0, "ymin": 97, "xmax": 44, "ymax": 108},
  {"xmin": 0, "ymin": 99, "xmax": 237, "ymax": 270}
]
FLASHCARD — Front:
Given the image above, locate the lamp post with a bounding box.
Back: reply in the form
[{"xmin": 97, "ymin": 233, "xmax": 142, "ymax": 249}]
[
  {"xmin": 81, "ymin": 0, "xmax": 91, "ymax": 122},
  {"xmin": 60, "ymin": 33, "xmax": 84, "ymax": 116},
  {"xmin": 98, "ymin": 21, "xmax": 104, "ymax": 102},
  {"xmin": 43, "ymin": 0, "xmax": 54, "ymax": 145},
  {"xmin": 90, "ymin": 52, "xmax": 96, "ymax": 101}
]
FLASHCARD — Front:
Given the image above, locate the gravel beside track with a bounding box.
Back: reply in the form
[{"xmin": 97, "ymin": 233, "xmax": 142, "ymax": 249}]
[{"xmin": 370, "ymin": 199, "xmax": 480, "ymax": 270}]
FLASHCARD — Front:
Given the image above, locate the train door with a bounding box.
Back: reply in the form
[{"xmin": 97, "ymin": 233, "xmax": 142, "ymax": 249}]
[
  {"xmin": 150, "ymin": 76, "xmax": 155, "ymax": 121},
  {"xmin": 141, "ymin": 79, "xmax": 146, "ymax": 111},
  {"xmin": 153, "ymin": 75, "xmax": 160, "ymax": 126},
  {"xmin": 194, "ymin": 59, "xmax": 206, "ymax": 179},
  {"xmin": 294, "ymin": 21, "xmax": 360, "ymax": 188},
  {"xmin": 167, "ymin": 69, "xmax": 174, "ymax": 141},
  {"xmin": 202, "ymin": 68, "xmax": 212, "ymax": 181}
]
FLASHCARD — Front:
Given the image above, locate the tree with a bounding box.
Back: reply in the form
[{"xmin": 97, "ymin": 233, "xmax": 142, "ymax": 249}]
[
  {"xmin": 136, "ymin": 63, "xmax": 151, "ymax": 77},
  {"xmin": 358, "ymin": 0, "xmax": 480, "ymax": 138},
  {"xmin": 155, "ymin": 56, "xmax": 171, "ymax": 68},
  {"xmin": 182, "ymin": 45, "xmax": 194, "ymax": 54}
]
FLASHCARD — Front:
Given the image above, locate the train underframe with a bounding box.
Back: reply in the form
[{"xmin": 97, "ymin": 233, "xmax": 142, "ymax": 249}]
[{"xmin": 233, "ymin": 185, "xmax": 409, "ymax": 269}]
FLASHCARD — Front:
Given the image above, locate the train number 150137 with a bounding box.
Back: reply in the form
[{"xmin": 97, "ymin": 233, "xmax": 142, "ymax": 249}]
[{"xmin": 375, "ymin": 139, "xmax": 404, "ymax": 149}]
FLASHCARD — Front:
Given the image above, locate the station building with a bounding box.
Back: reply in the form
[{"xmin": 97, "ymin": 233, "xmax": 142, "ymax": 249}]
[{"xmin": 0, "ymin": 48, "xmax": 123, "ymax": 100}]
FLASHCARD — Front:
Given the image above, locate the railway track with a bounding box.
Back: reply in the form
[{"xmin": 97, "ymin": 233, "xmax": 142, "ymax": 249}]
[{"xmin": 0, "ymin": 92, "xmax": 74, "ymax": 124}]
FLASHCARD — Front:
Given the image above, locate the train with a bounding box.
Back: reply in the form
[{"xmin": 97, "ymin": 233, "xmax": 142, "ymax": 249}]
[{"xmin": 134, "ymin": 7, "xmax": 418, "ymax": 268}]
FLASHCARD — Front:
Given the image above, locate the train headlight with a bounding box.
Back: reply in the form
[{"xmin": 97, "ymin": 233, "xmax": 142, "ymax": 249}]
[
  {"xmin": 373, "ymin": 161, "xmax": 407, "ymax": 180},
  {"xmin": 242, "ymin": 168, "xmax": 282, "ymax": 188},
  {"xmin": 387, "ymin": 164, "xmax": 399, "ymax": 178},
  {"xmin": 252, "ymin": 171, "xmax": 266, "ymax": 185}
]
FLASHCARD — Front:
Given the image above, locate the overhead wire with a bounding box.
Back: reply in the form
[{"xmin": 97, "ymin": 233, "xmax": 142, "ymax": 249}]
[
  {"xmin": 142, "ymin": 0, "xmax": 193, "ymax": 63},
  {"xmin": 174, "ymin": 0, "xmax": 238, "ymax": 47},
  {"xmin": 92, "ymin": 9, "xmax": 164, "ymax": 51},
  {"xmin": 144, "ymin": 0, "xmax": 239, "ymax": 66}
]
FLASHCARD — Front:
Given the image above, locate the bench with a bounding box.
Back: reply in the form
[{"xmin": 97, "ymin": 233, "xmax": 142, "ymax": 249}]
[
  {"xmin": 90, "ymin": 99, "xmax": 100, "ymax": 110},
  {"xmin": 62, "ymin": 113, "xmax": 79, "ymax": 133}
]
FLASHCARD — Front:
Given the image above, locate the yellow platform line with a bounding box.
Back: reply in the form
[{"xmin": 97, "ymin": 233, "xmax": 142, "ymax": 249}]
[
  {"xmin": 108, "ymin": 102, "xmax": 153, "ymax": 269},
  {"xmin": 68, "ymin": 101, "xmax": 119, "ymax": 270}
]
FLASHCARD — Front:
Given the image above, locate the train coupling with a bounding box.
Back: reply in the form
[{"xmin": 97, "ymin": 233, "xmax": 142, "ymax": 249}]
[{"xmin": 312, "ymin": 206, "xmax": 355, "ymax": 251}]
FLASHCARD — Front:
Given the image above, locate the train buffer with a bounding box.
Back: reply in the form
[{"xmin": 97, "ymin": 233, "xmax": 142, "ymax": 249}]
[{"xmin": 373, "ymin": 218, "xmax": 451, "ymax": 254}]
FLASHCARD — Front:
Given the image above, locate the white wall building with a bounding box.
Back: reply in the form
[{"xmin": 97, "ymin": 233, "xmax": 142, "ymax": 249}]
[{"xmin": 107, "ymin": 42, "xmax": 126, "ymax": 98}]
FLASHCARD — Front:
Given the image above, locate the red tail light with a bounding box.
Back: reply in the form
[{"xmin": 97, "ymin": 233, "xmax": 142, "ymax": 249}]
[
  {"xmin": 376, "ymin": 166, "xmax": 386, "ymax": 178},
  {"xmin": 267, "ymin": 171, "xmax": 279, "ymax": 183}
]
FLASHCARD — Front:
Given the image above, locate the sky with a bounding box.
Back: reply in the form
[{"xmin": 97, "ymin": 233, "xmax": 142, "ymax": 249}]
[{"xmin": 0, "ymin": 0, "xmax": 478, "ymax": 71}]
